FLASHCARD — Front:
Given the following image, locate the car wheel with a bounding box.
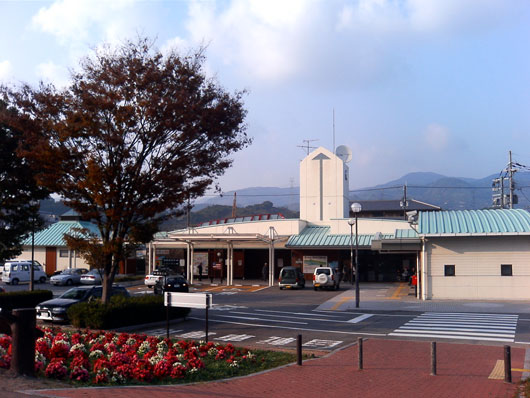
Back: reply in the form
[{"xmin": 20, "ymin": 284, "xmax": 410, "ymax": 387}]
[
  {"xmin": 279, "ymin": 286, "xmax": 284, "ymax": 290},
  {"xmin": 314, "ymin": 286, "xmax": 318, "ymax": 291},
  {"xmin": 12, "ymin": 278, "xmax": 19, "ymax": 286},
  {"xmin": 39, "ymin": 276, "xmax": 47, "ymax": 284},
  {"xmin": 66, "ymin": 279, "xmax": 73, "ymax": 286}
]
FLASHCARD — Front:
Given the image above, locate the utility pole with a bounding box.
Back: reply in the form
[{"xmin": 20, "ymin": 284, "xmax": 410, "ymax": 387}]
[
  {"xmin": 400, "ymin": 184, "xmax": 408, "ymax": 219},
  {"xmin": 508, "ymin": 150, "xmax": 514, "ymax": 209},
  {"xmin": 231, "ymin": 192, "xmax": 237, "ymax": 218}
]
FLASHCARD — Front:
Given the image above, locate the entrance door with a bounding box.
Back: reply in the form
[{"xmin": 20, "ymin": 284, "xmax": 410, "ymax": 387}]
[
  {"xmin": 234, "ymin": 251, "xmax": 244, "ymax": 278},
  {"xmin": 45, "ymin": 247, "xmax": 57, "ymax": 275}
]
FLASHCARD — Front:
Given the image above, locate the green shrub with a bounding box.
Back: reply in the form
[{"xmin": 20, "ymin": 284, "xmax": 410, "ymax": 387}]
[
  {"xmin": 68, "ymin": 294, "xmax": 190, "ymax": 329},
  {"xmin": 0, "ymin": 290, "xmax": 53, "ymax": 312}
]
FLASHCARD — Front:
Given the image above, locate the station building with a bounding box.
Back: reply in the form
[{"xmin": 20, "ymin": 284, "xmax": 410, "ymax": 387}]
[{"xmin": 150, "ymin": 146, "xmax": 530, "ymax": 301}]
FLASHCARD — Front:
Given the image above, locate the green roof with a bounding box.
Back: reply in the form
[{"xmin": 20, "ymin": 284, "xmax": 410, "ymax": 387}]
[
  {"xmin": 22, "ymin": 220, "xmax": 100, "ymax": 247},
  {"xmin": 286, "ymin": 226, "xmax": 394, "ymax": 248},
  {"xmin": 418, "ymin": 209, "xmax": 530, "ymax": 235}
]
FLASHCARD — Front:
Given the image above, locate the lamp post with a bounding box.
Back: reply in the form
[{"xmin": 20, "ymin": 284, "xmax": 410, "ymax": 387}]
[
  {"xmin": 29, "ymin": 200, "xmax": 39, "ymax": 292},
  {"xmin": 348, "ymin": 218, "xmax": 355, "ymax": 285},
  {"xmin": 351, "ymin": 202, "xmax": 362, "ymax": 308}
]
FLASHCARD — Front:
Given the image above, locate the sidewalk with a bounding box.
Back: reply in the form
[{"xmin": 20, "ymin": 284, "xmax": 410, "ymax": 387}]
[
  {"xmin": 319, "ymin": 283, "xmax": 530, "ymax": 314},
  {"xmin": 25, "ymin": 339, "xmax": 526, "ymax": 398}
]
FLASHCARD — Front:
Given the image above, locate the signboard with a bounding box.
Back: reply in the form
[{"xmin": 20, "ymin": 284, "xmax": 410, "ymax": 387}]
[
  {"xmin": 193, "ymin": 252, "xmax": 209, "ymax": 275},
  {"xmin": 303, "ymin": 256, "xmax": 327, "ymax": 274},
  {"xmin": 164, "ymin": 292, "xmax": 212, "ymax": 309}
]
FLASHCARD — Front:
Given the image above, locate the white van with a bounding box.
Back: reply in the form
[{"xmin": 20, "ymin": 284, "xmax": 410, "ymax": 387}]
[{"xmin": 2, "ymin": 260, "xmax": 47, "ymax": 285}]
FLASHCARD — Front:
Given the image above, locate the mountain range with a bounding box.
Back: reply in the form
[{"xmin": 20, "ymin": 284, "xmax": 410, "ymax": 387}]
[{"xmin": 196, "ymin": 171, "xmax": 530, "ymax": 211}]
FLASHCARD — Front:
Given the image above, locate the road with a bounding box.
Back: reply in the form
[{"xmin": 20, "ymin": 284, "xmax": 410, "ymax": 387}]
[
  {"xmin": 5, "ymin": 280, "xmax": 530, "ymax": 351},
  {"xmin": 128, "ymin": 284, "xmax": 530, "ymax": 351}
]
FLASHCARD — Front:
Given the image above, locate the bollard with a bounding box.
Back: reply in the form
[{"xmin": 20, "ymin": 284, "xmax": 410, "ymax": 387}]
[
  {"xmin": 10, "ymin": 308, "xmax": 38, "ymax": 377},
  {"xmin": 358, "ymin": 337, "xmax": 363, "ymax": 370},
  {"xmin": 297, "ymin": 334, "xmax": 302, "ymax": 366},
  {"xmin": 431, "ymin": 341, "xmax": 437, "ymax": 376},
  {"xmin": 504, "ymin": 345, "xmax": 512, "ymax": 383}
]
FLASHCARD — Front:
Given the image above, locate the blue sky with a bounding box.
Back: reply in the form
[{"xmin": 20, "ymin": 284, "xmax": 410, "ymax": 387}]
[{"xmin": 1, "ymin": 0, "xmax": 530, "ymax": 193}]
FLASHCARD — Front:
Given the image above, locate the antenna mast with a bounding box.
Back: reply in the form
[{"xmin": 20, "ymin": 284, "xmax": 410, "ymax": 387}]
[{"xmin": 297, "ymin": 139, "xmax": 318, "ymax": 155}]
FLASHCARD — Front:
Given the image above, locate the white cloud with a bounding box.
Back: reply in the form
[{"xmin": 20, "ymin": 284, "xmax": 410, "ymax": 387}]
[
  {"xmin": 181, "ymin": 0, "xmax": 517, "ymax": 88},
  {"xmin": 31, "ymin": 0, "xmax": 135, "ymax": 45},
  {"xmin": 35, "ymin": 61, "xmax": 69, "ymax": 87},
  {"xmin": 424, "ymin": 124, "xmax": 450, "ymax": 151},
  {"xmin": 0, "ymin": 60, "xmax": 12, "ymax": 81}
]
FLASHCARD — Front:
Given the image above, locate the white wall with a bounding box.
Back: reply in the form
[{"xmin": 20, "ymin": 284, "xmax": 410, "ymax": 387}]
[
  {"xmin": 14, "ymin": 246, "xmax": 91, "ymax": 272},
  {"xmin": 425, "ymin": 236, "xmax": 530, "ymax": 300},
  {"xmin": 300, "ymin": 147, "xmax": 349, "ymax": 222}
]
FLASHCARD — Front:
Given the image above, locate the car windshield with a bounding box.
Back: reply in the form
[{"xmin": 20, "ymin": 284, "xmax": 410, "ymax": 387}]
[
  {"xmin": 59, "ymin": 269, "xmax": 74, "ymax": 275},
  {"xmin": 86, "ymin": 270, "xmax": 100, "ymax": 276},
  {"xmin": 316, "ymin": 269, "xmax": 331, "ymax": 275},
  {"xmin": 60, "ymin": 288, "xmax": 90, "ymax": 300},
  {"xmin": 282, "ymin": 269, "xmax": 296, "ymax": 278}
]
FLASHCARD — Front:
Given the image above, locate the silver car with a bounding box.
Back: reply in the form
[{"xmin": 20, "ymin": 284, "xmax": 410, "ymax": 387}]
[
  {"xmin": 50, "ymin": 268, "xmax": 88, "ymax": 286},
  {"xmin": 80, "ymin": 269, "xmax": 103, "ymax": 285}
]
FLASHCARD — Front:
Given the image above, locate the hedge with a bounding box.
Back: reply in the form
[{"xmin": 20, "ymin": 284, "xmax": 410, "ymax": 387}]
[
  {"xmin": 0, "ymin": 290, "xmax": 53, "ymax": 312},
  {"xmin": 67, "ymin": 294, "xmax": 191, "ymax": 329}
]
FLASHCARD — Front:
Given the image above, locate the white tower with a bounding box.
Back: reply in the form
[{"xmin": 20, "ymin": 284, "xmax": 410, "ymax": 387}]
[{"xmin": 299, "ymin": 146, "xmax": 351, "ymax": 222}]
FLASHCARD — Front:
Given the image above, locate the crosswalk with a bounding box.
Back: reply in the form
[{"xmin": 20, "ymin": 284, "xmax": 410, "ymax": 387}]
[{"xmin": 389, "ymin": 312, "xmax": 519, "ymax": 342}]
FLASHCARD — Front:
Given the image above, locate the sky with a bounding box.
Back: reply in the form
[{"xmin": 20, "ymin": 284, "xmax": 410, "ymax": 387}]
[{"xmin": 1, "ymin": 0, "xmax": 530, "ymax": 194}]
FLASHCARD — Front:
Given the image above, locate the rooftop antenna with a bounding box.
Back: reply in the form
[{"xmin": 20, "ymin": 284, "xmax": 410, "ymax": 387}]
[{"xmin": 297, "ymin": 139, "xmax": 318, "ymax": 155}]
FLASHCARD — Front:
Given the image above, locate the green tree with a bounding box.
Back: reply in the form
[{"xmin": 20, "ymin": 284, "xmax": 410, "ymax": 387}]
[
  {"xmin": 1, "ymin": 38, "xmax": 250, "ymax": 302},
  {"xmin": 0, "ymin": 102, "xmax": 48, "ymax": 263}
]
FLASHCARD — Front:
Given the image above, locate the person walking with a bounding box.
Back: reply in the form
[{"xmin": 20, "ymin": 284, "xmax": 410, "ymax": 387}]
[
  {"xmin": 262, "ymin": 262, "xmax": 268, "ymax": 281},
  {"xmin": 197, "ymin": 262, "xmax": 203, "ymax": 281}
]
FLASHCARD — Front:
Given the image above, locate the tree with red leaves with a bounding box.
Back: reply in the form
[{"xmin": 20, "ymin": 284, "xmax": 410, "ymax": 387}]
[{"xmin": 1, "ymin": 38, "xmax": 250, "ymax": 303}]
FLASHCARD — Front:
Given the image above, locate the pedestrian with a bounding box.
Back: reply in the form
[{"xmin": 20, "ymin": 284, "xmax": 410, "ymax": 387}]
[
  {"xmin": 197, "ymin": 262, "xmax": 203, "ymax": 281},
  {"xmin": 262, "ymin": 262, "xmax": 268, "ymax": 281}
]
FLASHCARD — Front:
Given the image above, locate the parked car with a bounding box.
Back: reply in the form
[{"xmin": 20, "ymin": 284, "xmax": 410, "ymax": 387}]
[
  {"xmin": 313, "ymin": 267, "xmax": 341, "ymax": 290},
  {"xmin": 154, "ymin": 275, "xmax": 189, "ymax": 295},
  {"xmin": 1, "ymin": 260, "xmax": 47, "ymax": 285},
  {"xmin": 50, "ymin": 268, "xmax": 88, "ymax": 286},
  {"xmin": 144, "ymin": 268, "xmax": 173, "ymax": 288},
  {"xmin": 36, "ymin": 285, "xmax": 130, "ymax": 322},
  {"xmin": 80, "ymin": 269, "xmax": 103, "ymax": 285},
  {"xmin": 279, "ymin": 266, "xmax": 305, "ymax": 290}
]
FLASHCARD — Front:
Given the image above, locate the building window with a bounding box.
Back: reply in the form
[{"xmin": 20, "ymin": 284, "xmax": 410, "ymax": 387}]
[
  {"xmin": 59, "ymin": 250, "xmax": 69, "ymax": 258},
  {"xmin": 501, "ymin": 264, "xmax": 513, "ymax": 276},
  {"xmin": 444, "ymin": 264, "xmax": 455, "ymax": 277}
]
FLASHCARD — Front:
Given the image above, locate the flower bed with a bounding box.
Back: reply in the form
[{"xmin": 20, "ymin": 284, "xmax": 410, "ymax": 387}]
[{"xmin": 0, "ymin": 328, "xmax": 295, "ymax": 385}]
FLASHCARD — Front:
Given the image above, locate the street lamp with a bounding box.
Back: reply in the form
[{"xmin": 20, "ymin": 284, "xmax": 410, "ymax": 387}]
[
  {"xmin": 29, "ymin": 200, "xmax": 39, "ymax": 292},
  {"xmin": 347, "ymin": 218, "xmax": 355, "ymax": 285},
  {"xmin": 351, "ymin": 202, "xmax": 362, "ymax": 308}
]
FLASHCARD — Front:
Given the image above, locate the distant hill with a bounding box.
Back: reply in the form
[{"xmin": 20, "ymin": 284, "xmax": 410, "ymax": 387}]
[
  {"xmin": 196, "ymin": 171, "xmax": 530, "ymax": 211},
  {"xmin": 161, "ymin": 201, "xmax": 299, "ymax": 231}
]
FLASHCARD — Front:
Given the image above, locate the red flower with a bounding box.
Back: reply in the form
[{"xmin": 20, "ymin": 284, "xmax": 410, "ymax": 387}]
[
  {"xmin": 153, "ymin": 360, "xmax": 172, "ymax": 378},
  {"xmin": 70, "ymin": 366, "xmax": 89, "ymax": 382},
  {"xmin": 70, "ymin": 354, "xmax": 89, "ymax": 370},
  {"xmin": 170, "ymin": 364, "xmax": 187, "ymax": 379},
  {"xmin": 50, "ymin": 342, "xmax": 69, "ymax": 359},
  {"xmin": 187, "ymin": 358, "xmax": 205, "ymax": 370},
  {"xmin": 45, "ymin": 359, "xmax": 67, "ymax": 379}
]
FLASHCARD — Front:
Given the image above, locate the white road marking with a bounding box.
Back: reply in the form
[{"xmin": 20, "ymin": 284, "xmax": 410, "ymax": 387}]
[
  {"xmin": 215, "ymin": 334, "xmax": 255, "ymax": 342},
  {"xmin": 348, "ymin": 314, "xmax": 374, "ymax": 323},
  {"xmin": 231, "ymin": 311, "xmax": 363, "ymax": 323},
  {"xmin": 188, "ymin": 316, "xmax": 386, "ymax": 336},
  {"xmin": 216, "ymin": 314, "xmax": 307, "ymax": 325},
  {"xmin": 177, "ymin": 331, "xmax": 217, "ymax": 339},
  {"xmin": 390, "ymin": 312, "xmax": 518, "ymax": 343},
  {"xmin": 257, "ymin": 309, "xmax": 344, "ymax": 318},
  {"xmin": 303, "ymin": 339, "xmax": 342, "ymax": 349},
  {"xmin": 257, "ymin": 336, "xmax": 297, "ymax": 346}
]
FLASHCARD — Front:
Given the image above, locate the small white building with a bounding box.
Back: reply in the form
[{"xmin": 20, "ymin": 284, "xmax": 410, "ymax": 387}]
[{"xmin": 415, "ymin": 209, "xmax": 530, "ymax": 300}]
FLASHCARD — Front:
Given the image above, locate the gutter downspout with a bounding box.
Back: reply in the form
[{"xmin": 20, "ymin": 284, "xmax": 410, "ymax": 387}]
[{"xmin": 421, "ymin": 237, "xmax": 426, "ymax": 300}]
